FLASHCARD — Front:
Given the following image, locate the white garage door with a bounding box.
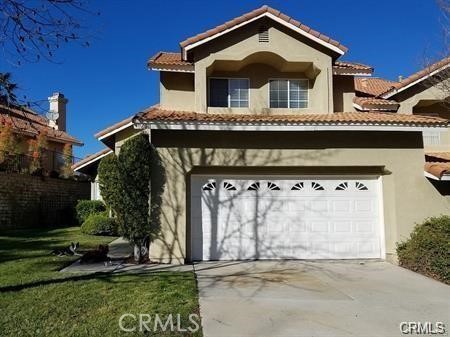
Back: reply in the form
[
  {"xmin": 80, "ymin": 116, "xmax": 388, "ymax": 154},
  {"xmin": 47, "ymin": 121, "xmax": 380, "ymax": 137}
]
[{"xmin": 190, "ymin": 176, "xmax": 383, "ymax": 261}]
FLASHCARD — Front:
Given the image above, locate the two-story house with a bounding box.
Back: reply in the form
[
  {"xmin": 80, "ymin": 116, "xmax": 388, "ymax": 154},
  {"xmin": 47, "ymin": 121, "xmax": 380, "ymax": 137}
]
[{"xmin": 75, "ymin": 6, "xmax": 449, "ymax": 264}]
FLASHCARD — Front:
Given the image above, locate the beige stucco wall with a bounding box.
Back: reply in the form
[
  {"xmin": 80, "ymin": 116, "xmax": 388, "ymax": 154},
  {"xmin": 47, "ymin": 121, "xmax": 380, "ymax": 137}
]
[
  {"xmin": 396, "ymin": 79, "xmax": 449, "ymax": 115},
  {"xmin": 114, "ymin": 127, "xmax": 140, "ymax": 154},
  {"xmin": 156, "ymin": 20, "xmax": 333, "ymax": 114},
  {"xmin": 147, "ymin": 130, "xmax": 450, "ymax": 264},
  {"xmin": 333, "ymin": 75, "xmax": 356, "ymax": 112},
  {"xmin": 160, "ymin": 72, "xmax": 195, "ymax": 111}
]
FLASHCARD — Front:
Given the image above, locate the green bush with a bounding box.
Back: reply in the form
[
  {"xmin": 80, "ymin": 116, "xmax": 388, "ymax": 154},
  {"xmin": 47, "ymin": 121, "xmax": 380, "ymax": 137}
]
[
  {"xmin": 76, "ymin": 200, "xmax": 106, "ymax": 225},
  {"xmin": 397, "ymin": 215, "xmax": 450, "ymax": 284},
  {"xmin": 81, "ymin": 213, "xmax": 118, "ymax": 236}
]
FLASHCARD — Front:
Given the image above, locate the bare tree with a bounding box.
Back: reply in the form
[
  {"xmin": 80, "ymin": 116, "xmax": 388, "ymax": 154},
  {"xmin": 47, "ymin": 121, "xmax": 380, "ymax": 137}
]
[
  {"xmin": 0, "ymin": 0, "xmax": 99, "ymax": 108},
  {"xmin": 421, "ymin": 0, "xmax": 450, "ymax": 108}
]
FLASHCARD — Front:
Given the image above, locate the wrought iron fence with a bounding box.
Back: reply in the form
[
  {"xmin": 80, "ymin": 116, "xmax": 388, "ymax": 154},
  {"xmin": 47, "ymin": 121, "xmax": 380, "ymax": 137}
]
[{"xmin": 0, "ymin": 149, "xmax": 82, "ymax": 174}]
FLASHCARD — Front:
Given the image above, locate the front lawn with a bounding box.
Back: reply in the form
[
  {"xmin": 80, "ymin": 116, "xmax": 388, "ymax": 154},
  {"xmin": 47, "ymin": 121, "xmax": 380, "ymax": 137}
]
[{"xmin": 0, "ymin": 227, "xmax": 202, "ymax": 336}]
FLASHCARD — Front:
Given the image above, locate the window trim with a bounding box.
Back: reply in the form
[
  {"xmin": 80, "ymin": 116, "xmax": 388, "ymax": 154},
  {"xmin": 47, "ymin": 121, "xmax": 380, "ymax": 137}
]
[
  {"xmin": 208, "ymin": 77, "xmax": 250, "ymax": 108},
  {"xmin": 268, "ymin": 78, "xmax": 309, "ymax": 109}
]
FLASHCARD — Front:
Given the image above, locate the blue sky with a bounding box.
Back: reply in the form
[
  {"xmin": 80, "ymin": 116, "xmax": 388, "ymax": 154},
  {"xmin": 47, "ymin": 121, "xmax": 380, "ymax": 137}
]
[{"xmin": 1, "ymin": 0, "xmax": 446, "ymax": 158}]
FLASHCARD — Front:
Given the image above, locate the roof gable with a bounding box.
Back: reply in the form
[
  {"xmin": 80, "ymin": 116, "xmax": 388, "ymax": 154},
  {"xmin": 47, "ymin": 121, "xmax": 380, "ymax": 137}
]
[
  {"xmin": 381, "ymin": 56, "xmax": 450, "ymax": 98},
  {"xmin": 180, "ymin": 5, "xmax": 347, "ymax": 59}
]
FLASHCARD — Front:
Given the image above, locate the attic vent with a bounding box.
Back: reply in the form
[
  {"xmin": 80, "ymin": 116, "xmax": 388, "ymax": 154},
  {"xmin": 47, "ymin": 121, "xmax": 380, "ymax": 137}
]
[{"xmin": 258, "ymin": 26, "xmax": 269, "ymax": 42}]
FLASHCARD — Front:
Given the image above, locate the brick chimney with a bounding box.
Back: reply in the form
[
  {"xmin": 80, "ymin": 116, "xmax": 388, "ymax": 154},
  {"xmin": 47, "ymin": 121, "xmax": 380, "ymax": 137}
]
[{"xmin": 48, "ymin": 92, "xmax": 68, "ymax": 131}]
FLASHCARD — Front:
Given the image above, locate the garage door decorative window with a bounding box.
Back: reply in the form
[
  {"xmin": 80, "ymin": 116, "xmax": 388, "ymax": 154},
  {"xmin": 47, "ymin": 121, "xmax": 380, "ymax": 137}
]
[
  {"xmin": 356, "ymin": 182, "xmax": 368, "ymax": 190},
  {"xmin": 311, "ymin": 182, "xmax": 325, "ymax": 190},
  {"xmin": 267, "ymin": 182, "xmax": 280, "ymax": 190},
  {"xmin": 247, "ymin": 182, "xmax": 260, "ymax": 190},
  {"xmin": 335, "ymin": 182, "xmax": 348, "ymax": 190},
  {"xmin": 202, "ymin": 181, "xmax": 216, "ymax": 191},
  {"xmin": 291, "ymin": 182, "xmax": 304, "ymax": 190},
  {"xmin": 223, "ymin": 182, "xmax": 237, "ymax": 190}
]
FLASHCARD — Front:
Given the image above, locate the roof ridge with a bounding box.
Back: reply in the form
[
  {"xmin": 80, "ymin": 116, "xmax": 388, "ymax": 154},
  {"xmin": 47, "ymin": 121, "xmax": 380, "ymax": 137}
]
[{"xmin": 179, "ymin": 5, "xmax": 347, "ymax": 55}]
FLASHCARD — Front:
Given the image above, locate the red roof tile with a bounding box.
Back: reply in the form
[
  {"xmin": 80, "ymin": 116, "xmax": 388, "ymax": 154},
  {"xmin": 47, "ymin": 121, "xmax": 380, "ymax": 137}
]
[
  {"xmin": 148, "ymin": 52, "xmax": 193, "ymax": 68},
  {"xmin": 334, "ymin": 61, "xmax": 372, "ymax": 71},
  {"xmin": 355, "ymin": 77, "xmax": 397, "ymax": 97},
  {"xmin": 353, "ymin": 97, "xmax": 399, "ymax": 111},
  {"xmin": 135, "ymin": 106, "xmax": 448, "ymax": 127},
  {"xmin": 0, "ymin": 104, "xmax": 82, "ymax": 145},
  {"xmin": 149, "ymin": 52, "xmax": 374, "ymax": 75},
  {"xmin": 425, "ymin": 162, "xmax": 450, "ymax": 179},
  {"xmin": 179, "ymin": 5, "xmax": 348, "ymax": 55},
  {"xmin": 381, "ymin": 56, "xmax": 450, "ymax": 97},
  {"xmin": 333, "ymin": 61, "xmax": 373, "ymax": 75}
]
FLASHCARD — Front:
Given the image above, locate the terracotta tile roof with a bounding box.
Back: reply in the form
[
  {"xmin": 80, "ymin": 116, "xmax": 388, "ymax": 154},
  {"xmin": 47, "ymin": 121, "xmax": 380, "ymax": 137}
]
[
  {"xmin": 425, "ymin": 152, "xmax": 450, "ymax": 162},
  {"xmin": 146, "ymin": 52, "xmax": 372, "ymax": 74},
  {"xmin": 424, "ymin": 162, "xmax": 450, "ymax": 179},
  {"xmin": 353, "ymin": 97, "xmax": 399, "ymax": 111},
  {"xmin": 0, "ymin": 104, "xmax": 82, "ymax": 145},
  {"xmin": 381, "ymin": 56, "xmax": 450, "ymax": 97},
  {"xmin": 148, "ymin": 52, "xmax": 193, "ymax": 68},
  {"xmin": 355, "ymin": 77, "xmax": 397, "ymax": 97},
  {"xmin": 135, "ymin": 106, "xmax": 448, "ymax": 127},
  {"xmin": 179, "ymin": 5, "xmax": 348, "ymax": 55},
  {"xmin": 72, "ymin": 147, "xmax": 112, "ymax": 171},
  {"xmin": 334, "ymin": 61, "xmax": 372, "ymax": 71},
  {"xmin": 95, "ymin": 115, "xmax": 133, "ymax": 139}
]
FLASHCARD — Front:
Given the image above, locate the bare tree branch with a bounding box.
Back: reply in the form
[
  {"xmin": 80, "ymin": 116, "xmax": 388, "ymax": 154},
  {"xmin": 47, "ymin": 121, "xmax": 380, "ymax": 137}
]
[
  {"xmin": 420, "ymin": 0, "xmax": 450, "ymax": 109},
  {"xmin": 0, "ymin": 0, "xmax": 99, "ymax": 65}
]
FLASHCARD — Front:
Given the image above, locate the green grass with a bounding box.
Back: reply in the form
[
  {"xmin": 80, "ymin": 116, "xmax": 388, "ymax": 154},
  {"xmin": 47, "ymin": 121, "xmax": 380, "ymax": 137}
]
[{"xmin": 0, "ymin": 227, "xmax": 202, "ymax": 337}]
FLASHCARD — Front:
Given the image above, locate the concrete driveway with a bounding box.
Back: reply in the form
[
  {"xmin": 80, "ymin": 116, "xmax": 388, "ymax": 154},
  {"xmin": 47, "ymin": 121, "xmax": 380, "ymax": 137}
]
[{"xmin": 194, "ymin": 261, "xmax": 449, "ymax": 337}]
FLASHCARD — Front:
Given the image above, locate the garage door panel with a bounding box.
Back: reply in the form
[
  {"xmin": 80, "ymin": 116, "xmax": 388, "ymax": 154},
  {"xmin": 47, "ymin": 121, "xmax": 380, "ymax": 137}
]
[
  {"xmin": 191, "ymin": 176, "xmax": 382, "ymax": 260},
  {"xmin": 332, "ymin": 221, "xmax": 352, "ymax": 233},
  {"xmin": 332, "ymin": 200, "xmax": 352, "ymax": 213}
]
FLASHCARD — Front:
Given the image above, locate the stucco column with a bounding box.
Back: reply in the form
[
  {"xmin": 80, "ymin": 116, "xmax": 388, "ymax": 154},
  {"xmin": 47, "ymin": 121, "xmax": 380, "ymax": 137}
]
[{"xmin": 195, "ymin": 63, "xmax": 207, "ymax": 113}]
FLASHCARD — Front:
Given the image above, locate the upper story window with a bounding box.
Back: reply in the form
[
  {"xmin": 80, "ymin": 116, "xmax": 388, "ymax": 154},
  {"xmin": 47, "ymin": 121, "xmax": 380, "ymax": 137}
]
[
  {"xmin": 209, "ymin": 78, "xmax": 249, "ymax": 108},
  {"xmin": 269, "ymin": 79, "xmax": 308, "ymax": 108}
]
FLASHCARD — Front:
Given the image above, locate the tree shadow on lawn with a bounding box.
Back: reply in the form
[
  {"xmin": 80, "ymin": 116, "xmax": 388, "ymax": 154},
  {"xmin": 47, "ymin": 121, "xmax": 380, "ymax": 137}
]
[
  {"xmin": 0, "ymin": 270, "xmax": 194, "ymax": 293},
  {"xmin": 0, "ymin": 227, "xmax": 115, "ymax": 263}
]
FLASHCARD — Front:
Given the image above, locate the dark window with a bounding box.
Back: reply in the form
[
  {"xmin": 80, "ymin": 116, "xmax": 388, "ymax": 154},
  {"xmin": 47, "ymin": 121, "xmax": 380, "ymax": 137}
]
[
  {"xmin": 209, "ymin": 78, "xmax": 249, "ymax": 108},
  {"xmin": 291, "ymin": 182, "xmax": 304, "ymax": 190},
  {"xmin": 202, "ymin": 181, "xmax": 216, "ymax": 191},
  {"xmin": 247, "ymin": 182, "xmax": 260, "ymax": 191},
  {"xmin": 223, "ymin": 182, "xmax": 237, "ymax": 190},
  {"xmin": 356, "ymin": 182, "xmax": 368, "ymax": 191},
  {"xmin": 209, "ymin": 79, "xmax": 228, "ymax": 107},
  {"xmin": 335, "ymin": 182, "xmax": 348, "ymax": 191},
  {"xmin": 312, "ymin": 182, "xmax": 325, "ymax": 191},
  {"xmin": 267, "ymin": 182, "xmax": 280, "ymax": 190}
]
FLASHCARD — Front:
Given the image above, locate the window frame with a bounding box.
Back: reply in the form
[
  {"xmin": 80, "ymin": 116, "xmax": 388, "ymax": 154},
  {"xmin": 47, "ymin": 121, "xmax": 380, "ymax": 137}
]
[
  {"xmin": 268, "ymin": 78, "xmax": 309, "ymax": 109},
  {"xmin": 208, "ymin": 77, "xmax": 250, "ymax": 108}
]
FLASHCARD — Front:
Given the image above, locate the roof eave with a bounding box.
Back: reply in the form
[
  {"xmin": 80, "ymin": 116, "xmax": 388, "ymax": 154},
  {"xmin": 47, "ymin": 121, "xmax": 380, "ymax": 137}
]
[
  {"xmin": 180, "ymin": 11, "xmax": 347, "ymax": 60},
  {"xmin": 134, "ymin": 119, "xmax": 447, "ymax": 132}
]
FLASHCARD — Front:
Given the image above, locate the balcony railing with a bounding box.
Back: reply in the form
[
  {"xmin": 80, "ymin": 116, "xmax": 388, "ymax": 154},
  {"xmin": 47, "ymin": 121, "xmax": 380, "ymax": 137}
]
[{"xmin": 0, "ymin": 149, "xmax": 82, "ymax": 175}]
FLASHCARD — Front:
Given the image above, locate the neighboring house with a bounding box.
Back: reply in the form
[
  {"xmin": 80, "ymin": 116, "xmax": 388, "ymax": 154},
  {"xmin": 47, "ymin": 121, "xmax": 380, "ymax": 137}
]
[
  {"xmin": 0, "ymin": 92, "xmax": 82, "ymax": 172},
  {"xmin": 352, "ymin": 57, "xmax": 450, "ymax": 184},
  {"xmin": 75, "ymin": 5, "xmax": 450, "ymax": 264},
  {"xmin": 72, "ymin": 114, "xmax": 138, "ymax": 198}
]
